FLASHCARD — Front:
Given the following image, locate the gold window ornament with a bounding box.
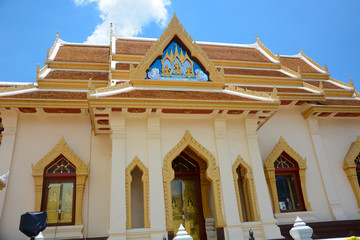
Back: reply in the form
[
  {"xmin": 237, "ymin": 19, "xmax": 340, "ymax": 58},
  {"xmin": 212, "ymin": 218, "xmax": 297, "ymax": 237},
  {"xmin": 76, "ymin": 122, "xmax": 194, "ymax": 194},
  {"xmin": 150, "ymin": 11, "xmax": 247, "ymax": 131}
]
[
  {"xmin": 32, "ymin": 137, "xmax": 88, "ymax": 226},
  {"xmin": 232, "ymin": 155, "xmax": 259, "ymax": 222},
  {"xmin": 264, "ymin": 137, "xmax": 311, "ymax": 213},
  {"xmin": 343, "ymin": 136, "xmax": 360, "ymax": 208}
]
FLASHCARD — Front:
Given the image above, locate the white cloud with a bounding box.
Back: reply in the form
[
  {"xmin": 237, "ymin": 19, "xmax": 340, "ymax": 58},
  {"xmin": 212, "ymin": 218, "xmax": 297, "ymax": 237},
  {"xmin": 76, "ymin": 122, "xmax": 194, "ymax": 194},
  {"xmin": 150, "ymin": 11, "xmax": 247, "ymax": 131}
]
[{"xmin": 74, "ymin": 0, "xmax": 171, "ymax": 44}]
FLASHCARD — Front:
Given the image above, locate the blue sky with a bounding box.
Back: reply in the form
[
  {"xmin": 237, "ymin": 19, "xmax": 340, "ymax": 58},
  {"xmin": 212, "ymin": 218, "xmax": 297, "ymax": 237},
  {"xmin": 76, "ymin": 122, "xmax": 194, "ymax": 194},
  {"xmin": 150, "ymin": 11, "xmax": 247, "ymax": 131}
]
[{"xmin": 0, "ymin": 0, "xmax": 359, "ymax": 91}]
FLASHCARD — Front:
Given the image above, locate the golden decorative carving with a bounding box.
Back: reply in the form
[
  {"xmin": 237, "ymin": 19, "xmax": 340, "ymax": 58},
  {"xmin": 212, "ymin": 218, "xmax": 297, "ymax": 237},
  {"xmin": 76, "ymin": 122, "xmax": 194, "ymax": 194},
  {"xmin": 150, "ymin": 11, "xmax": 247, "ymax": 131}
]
[
  {"xmin": 0, "ymin": 83, "xmax": 36, "ymax": 94},
  {"xmin": 125, "ymin": 156, "xmax": 150, "ymax": 229},
  {"xmin": 232, "ymin": 155, "xmax": 260, "ymax": 222},
  {"xmin": 31, "ymin": 137, "xmax": 89, "ymax": 225},
  {"xmin": 225, "ymin": 85, "xmax": 279, "ymax": 100},
  {"xmin": 302, "ymin": 82, "xmax": 322, "ymax": 92},
  {"xmin": 343, "ymin": 136, "xmax": 360, "ymax": 208},
  {"xmin": 89, "ymin": 81, "xmax": 132, "ymax": 95},
  {"xmin": 263, "ymin": 136, "xmax": 311, "ymax": 213},
  {"xmin": 256, "ymin": 35, "xmax": 278, "ymax": 62},
  {"xmin": 162, "ymin": 131, "xmax": 226, "ymax": 230},
  {"xmin": 130, "ymin": 14, "xmax": 224, "ymax": 82}
]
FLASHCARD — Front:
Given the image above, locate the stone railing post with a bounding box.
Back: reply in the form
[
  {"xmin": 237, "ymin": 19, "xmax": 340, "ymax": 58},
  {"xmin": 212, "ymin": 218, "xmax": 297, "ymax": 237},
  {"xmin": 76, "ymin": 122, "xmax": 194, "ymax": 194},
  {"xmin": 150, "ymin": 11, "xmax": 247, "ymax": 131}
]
[{"xmin": 289, "ymin": 217, "xmax": 313, "ymax": 240}]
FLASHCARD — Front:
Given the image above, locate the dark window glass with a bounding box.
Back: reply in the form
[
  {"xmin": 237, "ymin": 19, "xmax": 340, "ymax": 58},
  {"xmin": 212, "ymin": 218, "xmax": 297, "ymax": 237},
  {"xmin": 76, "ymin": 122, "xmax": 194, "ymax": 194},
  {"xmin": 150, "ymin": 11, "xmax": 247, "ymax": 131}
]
[{"xmin": 276, "ymin": 174, "xmax": 300, "ymax": 211}]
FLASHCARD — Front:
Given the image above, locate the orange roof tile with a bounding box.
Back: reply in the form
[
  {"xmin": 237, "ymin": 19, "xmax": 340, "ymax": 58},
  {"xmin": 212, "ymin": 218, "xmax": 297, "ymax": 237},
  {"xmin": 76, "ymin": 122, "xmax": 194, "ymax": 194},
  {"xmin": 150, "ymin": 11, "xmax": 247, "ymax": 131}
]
[
  {"xmin": 280, "ymin": 57, "xmax": 320, "ymax": 74},
  {"xmin": 54, "ymin": 45, "xmax": 109, "ymax": 63},
  {"xmin": 105, "ymin": 90, "xmax": 262, "ymax": 101},
  {"xmin": 0, "ymin": 91, "xmax": 87, "ymax": 100},
  {"xmin": 200, "ymin": 44, "xmax": 271, "ymax": 62},
  {"xmin": 223, "ymin": 68, "xmax": 289, "ymax": 77},
  {"xmin": 116, "ymin": 39, "xmax": 154, "ymax": 55},
  {"xmin": 45, "ymin": 70, "xmax": 108, "ymax": 81}
]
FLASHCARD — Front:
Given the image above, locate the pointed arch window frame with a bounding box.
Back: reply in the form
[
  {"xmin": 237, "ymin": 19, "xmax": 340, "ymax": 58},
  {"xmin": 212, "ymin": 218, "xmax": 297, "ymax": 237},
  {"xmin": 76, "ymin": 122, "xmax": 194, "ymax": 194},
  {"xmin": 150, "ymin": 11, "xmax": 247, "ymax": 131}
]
[
  {"xmin": 162, "ymin": 131, "xmax": 226, "ymax": 231},
  {"xmin": 343, "ymin": 136, "xmax": 360, "ymax": 208},
  {"xmin": 264, "ymin": 137, "xmax": 311, "ymax": 213},
  {"xmin": 125, "ymin": 156, "xmax": 150, "ymax": 229},
  {"xmin": 231, "ymin": 155, "xmax": 260, "ymax": 222},
  {"xmin": 31, "ymin": 137, "xmax": 89, "ymax": 226}
]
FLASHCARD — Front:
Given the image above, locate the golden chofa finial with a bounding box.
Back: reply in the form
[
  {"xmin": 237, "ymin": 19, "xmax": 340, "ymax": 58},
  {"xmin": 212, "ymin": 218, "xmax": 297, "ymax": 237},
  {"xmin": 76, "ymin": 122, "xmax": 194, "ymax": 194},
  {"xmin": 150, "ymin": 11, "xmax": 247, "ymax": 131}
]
[
  {"xmin": 324, "ymin": 64, "xmax": 328, "ymax": 72},
  {"xmin": 276, "ymin": 52, "xmax": 280, "ymax": 60},
  {"xmin": 271, "ymin": 87, "xmax": 278, "ymax": 100},
  {"xmin": 88, "ymin": 78, "xmax": 95, "ymax": 91},
  {"xmin": 37, "ymin": 64, "xmax": 40, "ymax": 73},
  {"xmin": 350, "ymin": 78, "xmax": 354, "ymax": 87}
]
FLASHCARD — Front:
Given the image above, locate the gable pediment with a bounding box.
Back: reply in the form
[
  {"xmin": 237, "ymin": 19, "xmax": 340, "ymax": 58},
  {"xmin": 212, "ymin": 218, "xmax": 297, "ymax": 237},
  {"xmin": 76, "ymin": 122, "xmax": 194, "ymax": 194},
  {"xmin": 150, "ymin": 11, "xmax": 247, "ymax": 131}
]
[{"xmin": 129, "ymin": 14, "xmax": 224, "ymax": 83}]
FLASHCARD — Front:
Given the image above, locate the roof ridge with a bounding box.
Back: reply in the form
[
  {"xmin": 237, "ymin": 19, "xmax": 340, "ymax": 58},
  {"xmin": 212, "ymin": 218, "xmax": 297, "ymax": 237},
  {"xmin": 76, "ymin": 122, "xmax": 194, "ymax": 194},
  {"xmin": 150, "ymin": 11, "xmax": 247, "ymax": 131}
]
[{"xmin": 299, "ymin": 49, "xmax": 327, "ymax": 73}]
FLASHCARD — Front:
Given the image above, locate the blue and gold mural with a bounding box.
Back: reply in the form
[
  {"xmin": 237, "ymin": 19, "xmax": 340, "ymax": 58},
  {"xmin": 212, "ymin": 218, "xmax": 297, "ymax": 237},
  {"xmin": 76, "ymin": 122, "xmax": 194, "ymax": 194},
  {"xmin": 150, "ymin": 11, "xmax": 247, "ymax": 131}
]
[{"xmin": 147, "ymin": 39, "xmax": 209, "ymax": 81}]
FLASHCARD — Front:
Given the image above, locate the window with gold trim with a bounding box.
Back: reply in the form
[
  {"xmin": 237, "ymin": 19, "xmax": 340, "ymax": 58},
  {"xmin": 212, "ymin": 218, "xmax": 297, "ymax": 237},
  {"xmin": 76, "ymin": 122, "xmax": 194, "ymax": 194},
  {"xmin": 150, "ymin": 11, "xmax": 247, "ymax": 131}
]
[
  {"xmin": 41, "ymin": 155, "xmax": 76, "ymax": 225},
  {"xmin": 343, "ymin": 136, "xmax": 360, "ymax": 208},
  {"xmin": 264, "ymin": 137, "xmax": 311, "ymax": 213},
  {"xmin": 32, "ymin": 137, "xmax": 89, "ymax": 226},
  {"xmin": 274, "ymin": 154, "xmax": 306, "ymax": 212}
]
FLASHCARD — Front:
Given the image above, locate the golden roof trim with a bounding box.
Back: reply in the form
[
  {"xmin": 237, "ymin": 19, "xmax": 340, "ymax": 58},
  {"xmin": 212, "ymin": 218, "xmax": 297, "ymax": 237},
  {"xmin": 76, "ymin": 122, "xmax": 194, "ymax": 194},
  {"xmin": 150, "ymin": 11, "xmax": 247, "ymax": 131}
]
[
  {"xmin": 256, "ymin": 36, "xmax": 278, "ymax": 62},
  {"xmin": 0, "ymin": 83, "xmax": 37, "ymax": 94},
  {"xmin": 302, "ymin": 105, "xmax": 360, "ymax": 119},
  {"xmin": 225, "ymin": 85, "xmax": 279, "ymax": 100},
  {"xmin": 129, "ymin": 14, "xmax": 224, "ymax": 82},
  {"xmin": 89, "ymin": 81, "xmax": 132, "ymax": 95},
  {"xmin": 299, "ymin": 49, "xmax": 326, "ymax": 72}
]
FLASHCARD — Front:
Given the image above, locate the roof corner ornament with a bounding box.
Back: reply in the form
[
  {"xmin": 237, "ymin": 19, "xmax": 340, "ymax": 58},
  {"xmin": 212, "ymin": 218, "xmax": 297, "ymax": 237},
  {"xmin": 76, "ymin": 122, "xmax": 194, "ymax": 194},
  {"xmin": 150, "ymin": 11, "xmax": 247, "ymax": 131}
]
[
  {"xmin": 350, "ymin": 78, "xmax": 354, "ymax": 87},
  {"xmin": 324, "ymin": 64, "xmax": 328, "ymax": 73},
  {"xmin": 271, "ymin": 87, "xmax": 278, "ymax": 100},
  {"xmin": 88, "ymin": 78, "xmax": 95, "ymax": 91},
  {"xmin": 276, "ymin": 52, "xmax": 280, "ymax": 61}
]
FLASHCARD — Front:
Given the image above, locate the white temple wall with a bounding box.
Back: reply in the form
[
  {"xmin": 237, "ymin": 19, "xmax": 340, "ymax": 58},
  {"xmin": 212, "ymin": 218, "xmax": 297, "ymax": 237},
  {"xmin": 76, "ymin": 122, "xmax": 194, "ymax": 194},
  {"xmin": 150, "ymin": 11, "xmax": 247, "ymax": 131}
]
[
  {"xmin": 257, "ymin": 107, "xmax": 332, "ymax": 221},
  {"xmin": 318, "ymin": 118, "xmax": 360, "ymax": 219},
  {"xmin": 86, "ymin": 133, "xmax": 112, "ymax": 237},
  {"xmin": 126, "ymin": 117, "xmax": 148, "ymax": 167},
  {"xmin": 0, "ymin": 113, "xmax": 92, "ymax": 240},
  {"xmin": 226, "ymin": 118, "xmax": 250, "ymax": 166},
  {"xmin": 160, "ymin": 117, "xmax": 217, "ymax": 161}
]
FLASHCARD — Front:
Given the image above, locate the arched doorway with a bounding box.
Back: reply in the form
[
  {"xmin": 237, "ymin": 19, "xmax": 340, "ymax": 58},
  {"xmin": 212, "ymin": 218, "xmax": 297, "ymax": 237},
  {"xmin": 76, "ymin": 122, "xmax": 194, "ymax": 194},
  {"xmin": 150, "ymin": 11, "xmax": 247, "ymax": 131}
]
[
  {"xmin": 163, "ymin": 131, "xmax": 226, "ymax": 240},
  {"xmin": 171, "ymin": 150, "xmax": 206, "ymax": 240}
]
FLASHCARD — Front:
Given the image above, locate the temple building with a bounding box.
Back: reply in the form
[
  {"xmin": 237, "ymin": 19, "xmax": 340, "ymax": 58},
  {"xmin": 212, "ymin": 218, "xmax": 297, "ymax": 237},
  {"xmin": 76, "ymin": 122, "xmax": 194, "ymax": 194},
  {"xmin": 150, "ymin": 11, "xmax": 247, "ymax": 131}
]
[{"xmin": 1, "ymin": 14, "xmax": 360, "ymax": 240}]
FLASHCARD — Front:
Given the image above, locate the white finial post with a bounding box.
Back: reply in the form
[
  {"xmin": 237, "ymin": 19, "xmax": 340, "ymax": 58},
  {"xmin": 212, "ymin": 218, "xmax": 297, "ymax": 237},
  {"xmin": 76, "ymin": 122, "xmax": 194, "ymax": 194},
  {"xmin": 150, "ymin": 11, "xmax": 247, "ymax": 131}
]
[
  {"xmin": 173, "ymin": 224, "xmax": 193, "ymax": 240},
  {"xmin": 289, "ymin": 217, "xmax": 313, "ymax": 240}
]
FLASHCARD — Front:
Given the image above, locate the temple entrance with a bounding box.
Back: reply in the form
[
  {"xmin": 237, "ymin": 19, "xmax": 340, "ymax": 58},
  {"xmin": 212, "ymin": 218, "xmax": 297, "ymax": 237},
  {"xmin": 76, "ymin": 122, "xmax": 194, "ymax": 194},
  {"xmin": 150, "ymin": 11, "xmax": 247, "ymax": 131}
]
[{"xmin": 171, "ymin": 150, "xmax": 207, "ymax": 240}]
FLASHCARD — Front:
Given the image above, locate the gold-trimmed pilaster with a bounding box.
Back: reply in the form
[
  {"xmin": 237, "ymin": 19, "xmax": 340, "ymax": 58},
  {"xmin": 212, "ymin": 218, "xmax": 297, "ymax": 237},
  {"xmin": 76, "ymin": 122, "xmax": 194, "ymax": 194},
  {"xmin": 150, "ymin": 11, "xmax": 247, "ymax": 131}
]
[
  {"xmin": 162, "ymin": 131, "xmax": 226, "ymax": 231},
  {"xmin": 343, "ymin": 136, "xmax": 360, "ymax": 208},
  {"xmin": 125, "ymin": 156, "xmax": 150, "ymax": 229},
  {"xmin": 31, "ymin": 137, "xmax": 89, "ymax": 225},
  {"xmin": 263, "ymin": 137, "xmax": 311, "ymax": 213},
  {"xmin": 232, "ymin": 155, "xmax": 259, "ymax": 222}
]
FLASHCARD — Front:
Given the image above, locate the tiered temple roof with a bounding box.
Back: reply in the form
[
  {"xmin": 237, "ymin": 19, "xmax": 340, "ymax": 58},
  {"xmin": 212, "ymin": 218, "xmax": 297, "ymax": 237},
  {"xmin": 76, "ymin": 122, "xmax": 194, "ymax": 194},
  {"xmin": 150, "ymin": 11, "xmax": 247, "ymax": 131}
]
[{"xmin": 0, "ymin": 14, "xmax": 359, "ymax": 134}]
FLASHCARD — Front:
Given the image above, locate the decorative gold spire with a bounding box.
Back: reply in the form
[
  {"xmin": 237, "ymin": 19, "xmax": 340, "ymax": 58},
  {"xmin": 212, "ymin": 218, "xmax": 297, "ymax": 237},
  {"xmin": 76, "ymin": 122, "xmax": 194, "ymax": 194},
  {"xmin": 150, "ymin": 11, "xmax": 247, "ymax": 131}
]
[
  {"xmin": 47, "ymin": 49, "xmax": 49, "ymax": 61},
  {"xmin": 276, "ymin": 52, "xmax": 280, "ymax": 60},
  {"xmin": 88, "ymin": 78, "xmax": 95, "ymax": 91},
  {"xmin": 324, "ymin": 64, "xmax": 328, "ymax": 72},
  {"xmin": 350, "ymin": 78, "xmax": 354, "ymax": 87},
  {"xmin": 271, "ymin": 87, "xmax": 278, "ymax": 100},
  {"xmin": 37, "ymin": 64, "xmax": 40, "ymax": 74}
]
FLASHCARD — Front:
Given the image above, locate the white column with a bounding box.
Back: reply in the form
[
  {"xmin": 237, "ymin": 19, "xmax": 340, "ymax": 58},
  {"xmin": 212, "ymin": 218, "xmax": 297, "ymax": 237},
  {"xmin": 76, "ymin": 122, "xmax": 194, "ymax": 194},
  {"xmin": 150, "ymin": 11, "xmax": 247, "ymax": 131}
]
[
  {"xmin": 108, "ymin": 114, "xmax": 126, "ymax": 240},
  {"xmin": 245, "ymin": 117, "xmax": 282, "ymax": 239},
  {"xmin": 147, "ymin": 117, "xmax": 167, "ymax": 239},
  {"xmin": 0, "ymin": 110, "xmax": 18, "ymax": 221},
  {"xmin": 307, "ymin": 117, "xmax": 346, "ymax": 220},
  {"xmin": 214, "ymin": 118, "xmax": 243, "ymax": 239}
]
